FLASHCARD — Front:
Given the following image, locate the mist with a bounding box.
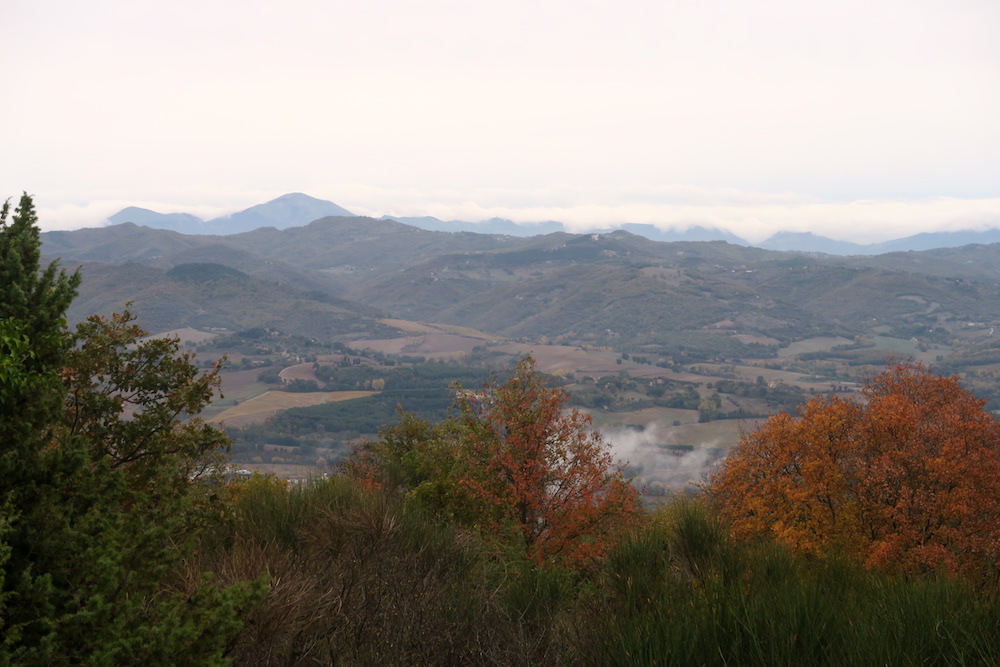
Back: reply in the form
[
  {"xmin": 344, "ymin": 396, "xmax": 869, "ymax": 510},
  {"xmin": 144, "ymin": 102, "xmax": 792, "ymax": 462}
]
[{"xmin": 603, "ymin": 423, "xmax": 730, "ymax": 494}]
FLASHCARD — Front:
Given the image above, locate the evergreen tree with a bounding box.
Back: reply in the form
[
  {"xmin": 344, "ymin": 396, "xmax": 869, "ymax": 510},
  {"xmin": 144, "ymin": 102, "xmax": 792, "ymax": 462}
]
[
  {"xmin": 0, "ymin": 193, "xmax": 261, "ymax": 664},
  {"xmin": 0, "ymin": 193, "xmax": 78, "ymax": 367}
]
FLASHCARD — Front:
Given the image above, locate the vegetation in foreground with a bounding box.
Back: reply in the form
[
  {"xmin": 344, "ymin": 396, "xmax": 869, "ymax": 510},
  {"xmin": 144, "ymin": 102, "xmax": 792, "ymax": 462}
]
[
  {"xmin": 0, "ymin": 194, "xmax": 264, "ymax": 663},
  {"xmin": 5, "ymin": 193, "xmax": 1000, "ymax": 664}
]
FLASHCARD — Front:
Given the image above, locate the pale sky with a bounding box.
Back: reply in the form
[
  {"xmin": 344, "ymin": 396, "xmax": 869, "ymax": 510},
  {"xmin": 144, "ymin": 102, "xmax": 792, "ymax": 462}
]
[{"xmin": 3, "ymin": 0, "xmax": 999, "ymax": 242}]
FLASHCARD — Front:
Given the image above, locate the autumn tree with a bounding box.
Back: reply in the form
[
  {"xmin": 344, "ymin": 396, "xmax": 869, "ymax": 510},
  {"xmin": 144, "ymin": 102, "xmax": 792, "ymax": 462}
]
[
  {"xmin": 456, "ymin": 357, "xmax": 641, "ymax": 567},
  {"xmin": 709, "ymin": 361, "xmax": 1000, "ymax": 578},
  {"xmin": 0, "ymin": 193, "xmax": 260, "ymax": 663},
  {"xmin": 353, "ymin": 357, "xmax": 641, "ymax": 569}
]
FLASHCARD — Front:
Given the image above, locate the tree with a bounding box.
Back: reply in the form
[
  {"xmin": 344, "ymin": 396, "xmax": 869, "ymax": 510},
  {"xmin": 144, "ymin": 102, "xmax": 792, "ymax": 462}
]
[
  {"xmin": 709, "ymin": 361, "xmax": 1000, "ymax": 578},
  {"xmin": 0, "ymin": 193, "xmax": 261, "ymax": 663},
  {"xmin": 350, "ymin": 357, "xmax": 641, "ymax": 569},
  {"xmin": 0, "ymin": 194, "xmax": 79, "ymax": 450},
  {"xmin": 456, "ymin": 357, "xmax": 641, "ymax": 568}
]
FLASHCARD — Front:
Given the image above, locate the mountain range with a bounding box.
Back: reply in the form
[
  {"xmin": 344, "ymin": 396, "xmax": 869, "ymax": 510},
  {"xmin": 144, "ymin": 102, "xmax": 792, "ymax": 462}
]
[
  {"xmin": 39, "ymin": 211, "xmax": 1000, "ymax": 372},
  {"xmin": 101, "ymin": 193, "xmax": 1000, "ymax": 256},
  {"xmin": 108, "ymin": 193, "xmax": 355, "ymax": 235}
]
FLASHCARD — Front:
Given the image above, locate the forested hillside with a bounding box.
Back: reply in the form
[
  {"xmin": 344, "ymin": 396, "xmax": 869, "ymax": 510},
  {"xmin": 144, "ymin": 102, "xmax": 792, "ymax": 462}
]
[{"xmin": 43, "ymin": 217, "xmax": 1000, "ymax": 352}]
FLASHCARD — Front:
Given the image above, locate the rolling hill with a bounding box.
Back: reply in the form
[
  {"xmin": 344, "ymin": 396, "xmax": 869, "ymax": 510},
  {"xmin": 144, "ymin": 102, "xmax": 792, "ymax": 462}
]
[
  {"xmin": 101, "ymin": 192, "xmax": 1000, "ymax": 255},
  {"xmin": 42, "ymin": 217, "xmax": 1000, "ymax": 359}
]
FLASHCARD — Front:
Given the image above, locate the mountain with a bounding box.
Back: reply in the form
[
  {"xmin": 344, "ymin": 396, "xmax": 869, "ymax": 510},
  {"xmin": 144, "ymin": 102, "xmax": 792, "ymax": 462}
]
[
  {"xmin": 205, "ymin": 193, "xmax": 355, "ymax": 234},
  {"xmin": 107, "ymin": 207, "xmax": 206, "ymax": 234},
  {"xmin": 42, "ymin": 217, "xmax": 1000, "ymax": 360},
  {"xmin": 384, "ymin": 217, "xmax": 746, "ymax": 243},
  {"xmin": 382, "ymin": 215, "xmax": 564, "ymax": 236},
  {"xmin": 758, "ymin": 232, "xmax": 867, "ymax": 255},
  {"xmin": 42, "ymin": 222, "xmax": 345, "ymax": 295},
  {"xmin": 63, "ymin": 259, "xmax": 393, "ymax": 340},
  {"xmin": 102, "ymin": 193, "xmax": 1000, "ymax": 255},
  {"xmin": 870, "ymin": 229, "xmax": 1000, "ymax": 254},
  {"xmin": 107, "ymin": 193, "xmax": 355, "ymax": 235},
  {"xmin": 620, "ymin": 223, "xmax": 749, "ymax": 245},
  {"xmin": 758, "ymin": 229, "xmax": 1000, "ymax": 256}
]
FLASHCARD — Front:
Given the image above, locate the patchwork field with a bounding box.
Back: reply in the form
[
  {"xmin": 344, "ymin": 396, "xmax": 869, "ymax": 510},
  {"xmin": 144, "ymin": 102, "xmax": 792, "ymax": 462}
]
[
  {"xmin": 351, "ymin": 332, "xmax": 487, "ymax": 360},
  {"xmin": 777, "ymin": 336, "xmax": 854, "ymax": 358},
  {"xmin": 213, "ymin": 390, "xmax": 377, "ymax": 426},
  {"xmin": 377, "ymin": 319, "xmax": 497, "ymax": 338},
  {"xmin": 279, "ymin": 362, "xmax": 320, "ymax": 383},
  {"xmin": 491, "ymin": 343, "xmax": 622, "ymax": 377}
]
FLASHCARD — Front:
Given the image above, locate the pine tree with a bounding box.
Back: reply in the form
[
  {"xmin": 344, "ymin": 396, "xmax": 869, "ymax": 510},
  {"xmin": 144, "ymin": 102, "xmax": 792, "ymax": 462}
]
[
  {"xmin": 0, "ymin": 193, "xmax": 261, "ymax": 664},
  {"xmin": 0, "ymin": 193, "xmax": 79, "ymax": 367}
]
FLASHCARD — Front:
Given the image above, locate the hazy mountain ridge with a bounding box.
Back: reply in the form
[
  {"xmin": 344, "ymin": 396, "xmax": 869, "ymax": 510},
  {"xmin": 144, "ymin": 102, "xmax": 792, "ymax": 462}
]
[
  {"xmin": 42, "ymin": 216, "xmax": 1000, "ymax": 355},
  {"xmin": 103, "ymin": 193, "xmax": 1000, "ymax": 255},
  {"xmin": 108, "ymin": 193, "xmax": 356, "ymax": 235},
  {"xmin": 63, "ymin": 259, "xmax": 394, "ymax": 339}
]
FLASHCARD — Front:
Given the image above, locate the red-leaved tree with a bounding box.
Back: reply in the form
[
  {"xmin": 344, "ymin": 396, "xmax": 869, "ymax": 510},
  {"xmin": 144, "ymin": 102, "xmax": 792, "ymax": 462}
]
[
  {"xmin": 457, "ymin": 357, "xmax": 641, "ymax": 569},
  {"xmin": 709, "ymin": 362, "xmax": 1000, "ymax": 579}
]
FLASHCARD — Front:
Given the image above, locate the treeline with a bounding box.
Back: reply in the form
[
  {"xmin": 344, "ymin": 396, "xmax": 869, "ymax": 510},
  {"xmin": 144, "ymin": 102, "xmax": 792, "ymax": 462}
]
[{"xmin": 570, "ymin": 377, "xmax": 806, "ymax": 419}]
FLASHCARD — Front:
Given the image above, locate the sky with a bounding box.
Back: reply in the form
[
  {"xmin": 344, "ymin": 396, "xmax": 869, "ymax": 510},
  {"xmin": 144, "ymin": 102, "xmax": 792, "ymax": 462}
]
[{"xmin": 3, "ymin": 0, "xmax": 999, "ymax": 242}]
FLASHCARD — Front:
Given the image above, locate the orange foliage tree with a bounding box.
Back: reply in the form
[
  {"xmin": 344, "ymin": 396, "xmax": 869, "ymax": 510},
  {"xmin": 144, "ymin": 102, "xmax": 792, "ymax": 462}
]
[
  {"xmin": 709, "ymin": 362, "xmax": 1000, "ymax": 578},
  {"xmin": 456, "ymin": 357, "xmax": 641, "ymax": 568},
  {"xmin": 347, "ymin": 357, "xmax": 641, "ymax": 570}
]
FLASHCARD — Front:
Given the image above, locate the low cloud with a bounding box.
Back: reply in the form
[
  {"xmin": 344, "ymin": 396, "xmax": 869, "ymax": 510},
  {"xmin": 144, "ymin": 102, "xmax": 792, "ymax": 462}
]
[{"xmin": 338, "ymin": 184, "xmax": 1000, "ymax": 244}]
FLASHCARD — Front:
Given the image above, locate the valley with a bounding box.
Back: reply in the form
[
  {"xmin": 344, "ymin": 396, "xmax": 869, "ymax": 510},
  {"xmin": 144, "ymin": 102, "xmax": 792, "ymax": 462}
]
[{"xmin": 42, "ymin": 210, "xmax": 1000, "ymax": 490}]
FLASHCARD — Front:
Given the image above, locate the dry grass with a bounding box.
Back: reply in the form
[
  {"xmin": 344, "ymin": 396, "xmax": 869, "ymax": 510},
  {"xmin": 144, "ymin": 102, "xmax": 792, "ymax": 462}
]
[
  {"xmin": 351, "ymin": 332, "xmax": 492, "ymax": 360},
  {"xmin": 277, "ymin": 362, "xmax": 318, "ymax": 383},
  {"xmin": 777, "ymin": 336, "xmax": 854, "ymax": 358},
  {"xmin": 379, "ymin": 318, "xmax": 442, "ymax": 333},
  {"xmin": 348, "ymin": 336, "xmax": 423, "ymax": 355},
  {"xmin": 194, "ymin": 479, "xmax": 565, "ymax": 666},
  {"xmin": 378, "ymin": 319, "xmax": 497, "ymax": 338},
  {"xmin": 492, "ymin": 343, "xmax": 623, "ymax": 377},
  {"xmin": 655, "ymin": 419, "xmax": 749, "ymax": 448},
  {"xmin": 218, "ymin": 368, "xmax": 269, "ymax": 396},
  {"xmin": 424, "ymin": 323, "xmax": 497, "ymax": 338},
  {"xmin": 213, "ymin": 390, "xmax": 376, "ymax": 424}
]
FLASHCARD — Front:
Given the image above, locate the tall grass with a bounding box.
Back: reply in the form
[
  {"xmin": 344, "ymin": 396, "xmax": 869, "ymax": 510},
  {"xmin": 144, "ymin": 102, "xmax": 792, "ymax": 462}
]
[
  {"xmin": 575, "ymin": 497, "xmax": 1000, "ymax": 666},
  {"xmin": 192, "ymin": 475, "xmax": 575, "ymax": 665},
  {"xmin": 188, "ymin": 481, "xmax": 1000, "ymax": 665}
]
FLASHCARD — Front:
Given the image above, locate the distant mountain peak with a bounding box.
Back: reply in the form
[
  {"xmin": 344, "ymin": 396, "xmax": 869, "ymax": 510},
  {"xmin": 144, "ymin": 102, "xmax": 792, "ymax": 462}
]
[
  {"xmin": 107, "ymin": 193, "xmax": 356, "ymax": 235},
  {"xmin": 108, "ymin": 207, "xmax": 205, "ymax": 232},
  {"xmin": 757, "ymin": 231, "xmax": 867, "ymax": 255},
  {"xmin": 205, "ymin": 194, "xmax": 355, "ymax": 233},
  {"xmin": 620, "ymin": 223, "xmax": 749, "ymax": 245}
]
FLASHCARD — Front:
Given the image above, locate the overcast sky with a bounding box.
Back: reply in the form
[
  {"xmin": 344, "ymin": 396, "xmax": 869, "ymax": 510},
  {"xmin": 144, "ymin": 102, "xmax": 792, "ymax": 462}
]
[{"xmin": 4, "ymin": 0, "xmax": 998, "ymax": 242}]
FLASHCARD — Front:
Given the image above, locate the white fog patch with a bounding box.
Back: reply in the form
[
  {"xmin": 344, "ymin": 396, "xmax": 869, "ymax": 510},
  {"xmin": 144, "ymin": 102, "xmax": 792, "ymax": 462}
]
[{"xmin": 602, "ymin": 424, "xmax": 729, "ymax": 494}]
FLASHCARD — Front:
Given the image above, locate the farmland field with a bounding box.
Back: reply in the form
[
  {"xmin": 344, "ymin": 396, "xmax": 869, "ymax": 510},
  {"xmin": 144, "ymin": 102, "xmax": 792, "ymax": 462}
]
[
  {"xmin": 213, "ymin": 390, "xmax": 377, "ymax": 426},
  {"xmin": 777, "ymin": 336, "xmax": 854, "ymax": 358},
  {"xmin": 279, "ymin": 362, "xmax": 320, "ymax": 383},
  {"xmin": 351, "ymin": 332, "xmax": 492, "ymax": 359}
]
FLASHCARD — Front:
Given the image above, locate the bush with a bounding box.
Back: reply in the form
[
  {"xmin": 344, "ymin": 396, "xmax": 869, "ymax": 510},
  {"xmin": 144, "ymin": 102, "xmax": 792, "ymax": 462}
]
[{"xmin": 572, "ymin": 498, "xmax": 1000, "ymax": 666}]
